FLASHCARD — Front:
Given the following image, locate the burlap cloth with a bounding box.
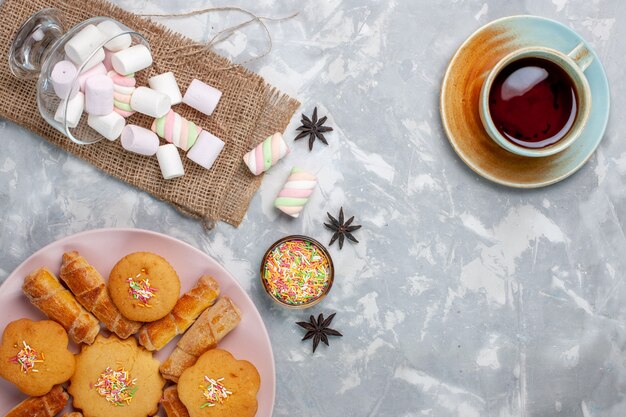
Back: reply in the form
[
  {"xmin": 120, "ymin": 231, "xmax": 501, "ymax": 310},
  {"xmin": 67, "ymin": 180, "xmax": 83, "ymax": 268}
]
[{"xmin": 0, "ymin": 0, "xmax": 300, "ymax": 227}]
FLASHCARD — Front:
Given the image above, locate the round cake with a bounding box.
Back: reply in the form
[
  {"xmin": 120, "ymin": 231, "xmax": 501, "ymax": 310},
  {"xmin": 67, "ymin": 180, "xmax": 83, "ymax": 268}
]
[{"xmin": 108, "ymin": 252, "xmax": 180, "ymax": 322}]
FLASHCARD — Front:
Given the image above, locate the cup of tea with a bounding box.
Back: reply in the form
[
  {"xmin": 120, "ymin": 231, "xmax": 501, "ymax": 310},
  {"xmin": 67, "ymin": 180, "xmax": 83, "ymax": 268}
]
[{"xmin": 479, "ymin": 43, "xmax": 593, "ymax": 157}]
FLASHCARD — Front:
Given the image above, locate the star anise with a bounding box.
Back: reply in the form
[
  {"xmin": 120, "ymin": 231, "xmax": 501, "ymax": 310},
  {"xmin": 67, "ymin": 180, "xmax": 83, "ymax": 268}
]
[
  {"xmin": 296, "ymin": 313, "xmax": 342, "ymax": 353},
  {"xmin": 324, "ymin": 207, "xmax": 361, "ymax": 249},
  {"xmin": 294, "ymin": 107, "xmax": 333, "ymax": 151}
]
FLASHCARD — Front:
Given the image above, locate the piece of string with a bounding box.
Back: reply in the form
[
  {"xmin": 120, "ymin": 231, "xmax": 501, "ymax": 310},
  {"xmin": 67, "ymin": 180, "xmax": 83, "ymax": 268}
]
[{"xmin": 138, "ymin": 6, "xmax": 299, "ymax": 70}]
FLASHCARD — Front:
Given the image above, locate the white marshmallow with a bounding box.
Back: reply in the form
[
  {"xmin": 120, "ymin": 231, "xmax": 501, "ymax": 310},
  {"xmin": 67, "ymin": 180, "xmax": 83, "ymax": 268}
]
[
  {"xmin": 182, "ymin": 79, "xmax": 222, "ymax": 116},
  {"xmin": 111, "ymin": 44, "xmax": 152, "ymax": 75},
  {"xmin": 88, "ymin": 112, "xmax": 125, "ymax": 141},
  {"xmin": 54, "ymin": 92, "xmax": 84, "ymax": 128},
  {"xmin": 64, "ymin": 24, "xmax": 106, "ymax": 69},
  {"xmin": 32, "ymin": 28, "xmax": 45, "ymax": 42},
  {"xmin": 85, "ymin": 74, "xmax": 114, "ymax": 116},
  {"xmin": 148, "ymin": 72, "xmax": 182, "ymax": 105},
  {"xmin": 81, "ymin": 48, "xmax": 106, "ymax": 70},
  {"xmin": 51, "ymin": 60, "xmax": 78, "ymax": 99},
  {"xmin": 156, "ymin": 144, "xmax": 185, "ymax": 179},
  {"xmin": 77, "ymin": 62, "xmax": 107, "ymax": 92},
  {"xmin": 96, "ymin": 21, "xmax": 132, "ymax": 52},
  {"xmin": 187, "ymin": 131, "xmax": 224, "ymax": 170},
  {"xmin": 130, "ymin": 86, "xmax": 171, "ymax": 118},
  {"xmin": 121, "ymin": 125, "xmax": 159, "ymax": 156}
]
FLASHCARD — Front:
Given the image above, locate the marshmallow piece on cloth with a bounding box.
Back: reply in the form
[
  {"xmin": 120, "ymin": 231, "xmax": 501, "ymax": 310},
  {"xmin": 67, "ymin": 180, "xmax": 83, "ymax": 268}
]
[
  {"xmin": 131, "ymin": 86, "xmax": 170, "ymax": 118},
  {"xmin": 88, "ymin": 112, "xmax": 125, "ymax": 141},
  {"xmin": 243, "ymin": 132, "xmax": 289, "ymax": 175},
  {"xmin": 51, "ymin": 60, "xmax": 78, "ymax": 99},
  {"xmin": 77, "ymin": 63, "xmax": 107, "ymax": 92},
  {"xmin": 108, "ymin": 70, "xmax": 136, "ymax": 118},
  {"xmin": 96, "ymin": 21, "xmax": 131, "ymax": 52},
  {"xmin": 111, "ymin": 44, "xmax": 152, "ymax": 75},
  {"xmin": 84, "ymin": 74, "xmax": 114, "ymax": 116},
  {"xmin": 156, "ymin": 144, "xmax": 185, "ymax": 179},
  {"xmin": 274, "ymin": 167, "xmax": 317, "ymax": 218},
  {"xmin": 121, "ymin": 125, "xmax": 159, "ymax": 156},
  {"xmin": 182, "ymin": 79, "xmax": 222, "ymax": 116},
  {"xmin": 151, "ymin": 109, "xmax": 201, "ymax": 151},
  {"xmin": 54, "ymin": 92, "xmax": 84, "ymax": 128},
  {"xmin": 187, "ymin": 131, "xmax": 225, "ymax": 170},
  {"xmin": 64, "ymin": 24, "xmax": 105, "ymax": 69},
  {"xmin": 148, "ymin": 72, "xmax": 182, "ymax": 105}
]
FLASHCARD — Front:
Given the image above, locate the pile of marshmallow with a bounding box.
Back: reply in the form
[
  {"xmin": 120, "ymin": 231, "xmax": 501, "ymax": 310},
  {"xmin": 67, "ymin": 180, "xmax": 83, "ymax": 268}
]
[{"xmin": 51, "ymin": 20, "xmax": 225, "ymax": 180}]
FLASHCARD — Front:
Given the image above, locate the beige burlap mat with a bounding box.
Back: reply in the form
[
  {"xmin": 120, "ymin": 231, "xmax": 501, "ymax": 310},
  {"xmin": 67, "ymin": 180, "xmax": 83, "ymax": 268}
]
[{"xmin": 0, "ymin": 0, "xmax": 300, "ymax": 227}]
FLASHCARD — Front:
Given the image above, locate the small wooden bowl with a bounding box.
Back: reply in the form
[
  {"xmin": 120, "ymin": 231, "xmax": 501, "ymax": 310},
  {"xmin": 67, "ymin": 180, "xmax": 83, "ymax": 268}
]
[{"xmin": 260, "ymin": 235, "xmax": 334, "ymax": 309}]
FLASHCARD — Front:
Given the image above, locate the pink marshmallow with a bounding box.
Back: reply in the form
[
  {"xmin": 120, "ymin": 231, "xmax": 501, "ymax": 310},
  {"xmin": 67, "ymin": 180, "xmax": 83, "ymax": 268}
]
[
  {"xmin": 50, "ymin": 60, "xmax": 79, "ymax": 99},
  {"xmin": 121, "ymin": 125, "xmax": 159, "ymax": 156},
  {"xmin": 77, "ymin": 63, "xmax": 107, "ymax": 92},
  {"xmin": 187, "ymin": 130, "xmax": 225, "ymax": 170},
  {"xmin": 182, "ymin": 79, "xmax": 222, "ymax": 116},
  {"xmin": 102, "ymin": 49, "xmax": 115, "ymax": 72},
  {"xmin": 84, "ymin": 74, "xmax": 114, "ymax": 116}
]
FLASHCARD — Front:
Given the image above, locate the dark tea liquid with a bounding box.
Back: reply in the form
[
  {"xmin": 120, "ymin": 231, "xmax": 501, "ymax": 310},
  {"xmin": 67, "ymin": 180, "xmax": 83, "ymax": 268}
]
[{"xmin": 488, "ymin": 57, "xmax": 577, "ymax": 149}]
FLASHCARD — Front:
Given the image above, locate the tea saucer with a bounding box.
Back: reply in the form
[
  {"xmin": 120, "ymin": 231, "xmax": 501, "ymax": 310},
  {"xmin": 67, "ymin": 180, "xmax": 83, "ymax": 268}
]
[{"xmin": 440, "ymin": 15, "xmax": 610, "ymax": 188}]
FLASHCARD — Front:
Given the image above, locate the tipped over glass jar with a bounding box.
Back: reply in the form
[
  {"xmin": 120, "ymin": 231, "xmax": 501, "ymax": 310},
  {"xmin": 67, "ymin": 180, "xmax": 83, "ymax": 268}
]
[{"xmin": 8, "ymin": 8, "xmax": 150, "ymax": 145}]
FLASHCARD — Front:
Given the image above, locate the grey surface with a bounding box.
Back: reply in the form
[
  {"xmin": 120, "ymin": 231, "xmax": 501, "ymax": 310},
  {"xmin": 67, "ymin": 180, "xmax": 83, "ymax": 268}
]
[{"xmin": 1, "ymin": 0, "xmax": 625, "ymax": 416}]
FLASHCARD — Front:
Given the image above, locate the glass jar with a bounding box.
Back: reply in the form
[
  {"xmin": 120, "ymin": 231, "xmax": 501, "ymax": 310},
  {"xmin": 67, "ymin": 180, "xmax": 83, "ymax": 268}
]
[{"xmin": 8, "ymin": 8, "xmax": 149, "ymax": 145}]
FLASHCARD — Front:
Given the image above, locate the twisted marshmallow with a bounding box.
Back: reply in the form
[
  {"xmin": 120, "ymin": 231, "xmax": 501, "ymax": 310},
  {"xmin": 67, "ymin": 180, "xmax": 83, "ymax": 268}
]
[
  {"xmin": 274, "ymin": 167, "xmax": 317, "ymax": 218},
  {"xmin": 108, "ymin": 70, "xmax": 136, "ymax": 118},
  {"xmin": 151, "ymin": 110, "xmax": 202, "ymax": 151},
  {"xmin": 243, "ymin": 132, "xmax": 289, "ymax": 175}
]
